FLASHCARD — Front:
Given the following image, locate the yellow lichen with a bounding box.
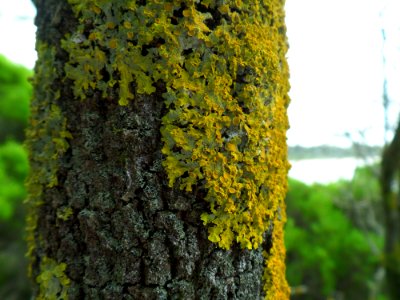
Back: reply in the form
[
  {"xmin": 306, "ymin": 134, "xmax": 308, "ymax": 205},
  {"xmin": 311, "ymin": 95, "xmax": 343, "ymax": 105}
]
[
  {"xmin": 36, "ymin": 257, "xmax": 71, "ymax": 300},
  {"xmin": 57, "ymin": 207, "xmax": 74, "ymax": 221},
  {"xmin": 25, "ymin": 42, "xmax": 73, "ymax": 277},
  {"xmin": 64, "ymin": 0, "xmax": 290, "ymax": 297}
]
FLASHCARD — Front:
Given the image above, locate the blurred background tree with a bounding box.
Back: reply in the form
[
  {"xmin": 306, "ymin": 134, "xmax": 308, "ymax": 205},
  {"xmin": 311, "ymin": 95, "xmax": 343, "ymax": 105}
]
[
  {"xmin": 380, "ymin": 22, "xmax": 400, "ymax": 299},
  {"xmin": 0, "ymin": 54, "xmax": 32, "ymax": 299},
  {"xmin": 381, "ymin": 114, "xmax": 400, "ymax": 300}
]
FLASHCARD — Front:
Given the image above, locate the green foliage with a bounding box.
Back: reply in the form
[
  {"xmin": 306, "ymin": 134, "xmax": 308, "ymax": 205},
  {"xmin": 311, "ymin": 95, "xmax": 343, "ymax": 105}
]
[
  {"xmin": 0, "ymin": 55, "xmax": 32, "ymax": 142},
  {"xmin": 0, "ymin": 141, "xmax": 29, "ymax": 220},
  {"xmin": 0, "ymin": 54, "xmax": 32, "ymax": 298},
  {"xmin": 0, "ymin": 55, "xmax": 31, "ymax": 219},
  {"xmin": 285, "ymin": 172, "xmax": 383, "ymax": 299},
  {"xmin": 352, "ymin": 166, "xmax": 380, "ymax": 200},
  {"xmin": 0, "ymin": 142, "xmax": 31, "ymax": 297},
  {"xmin": 328, "ymin": 164, "xmax": 384, "ymax": 232}
]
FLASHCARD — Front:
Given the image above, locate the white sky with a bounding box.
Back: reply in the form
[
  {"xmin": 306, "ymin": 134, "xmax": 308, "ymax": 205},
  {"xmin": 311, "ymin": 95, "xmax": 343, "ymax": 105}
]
[
  {"xmin": 1, "ymin": 0, "xmax": 400, "ymax": 147},
  {"xmin": 0, "ymin": 0, "xmax": 36, "ymax": 69},
  {"xmin": 286, "ymin": 0, "xmax": 400, "ymax": 147}
]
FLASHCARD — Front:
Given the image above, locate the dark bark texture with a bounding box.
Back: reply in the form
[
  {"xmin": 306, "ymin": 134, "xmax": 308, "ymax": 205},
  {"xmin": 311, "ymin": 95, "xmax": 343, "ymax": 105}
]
[
  {"xmin": 381, "ymin": 121, "xmax": 400, "ymax": 300},
  {"xmin": 27, "ymin": 1, "xmax": 270, "ymax": 299}
]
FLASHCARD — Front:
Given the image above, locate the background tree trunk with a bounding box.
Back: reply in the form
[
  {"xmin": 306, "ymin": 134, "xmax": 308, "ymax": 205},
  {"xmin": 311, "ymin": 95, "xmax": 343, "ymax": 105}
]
[
  {"xmin": 26, "ymin": 1, "xmax": 290, "ymax": 299},
  {"xmin": 381, "ymin": 121, "xmax": 400, "ymax": 300}
]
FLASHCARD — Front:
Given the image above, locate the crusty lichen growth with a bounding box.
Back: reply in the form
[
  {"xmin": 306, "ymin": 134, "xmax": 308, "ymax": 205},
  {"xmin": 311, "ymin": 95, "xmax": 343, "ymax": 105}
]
[
  {"xmin": 25, "ymin": 43, "xmax": 72, "ymax": 277},
  {"xmin": 36, "ymin": 257, "xmax": 71, "ymax": 300},
  {"xmin": 64, "ymin": 0, "xmax": 290, "ymax": 298},
  {"xmin": 57, "ymin": 206, "xmax": 74, "ymax": 221}
]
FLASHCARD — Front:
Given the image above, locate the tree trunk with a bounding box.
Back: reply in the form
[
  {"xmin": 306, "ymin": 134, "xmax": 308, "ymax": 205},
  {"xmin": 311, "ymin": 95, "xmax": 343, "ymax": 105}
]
[
  {"xmin": 381, "ymin": 121, "xmax": 400, "ymax": 300},
  {"xmin": 26, "ymin": 1, "xmax": 290, "ymax": 299}
]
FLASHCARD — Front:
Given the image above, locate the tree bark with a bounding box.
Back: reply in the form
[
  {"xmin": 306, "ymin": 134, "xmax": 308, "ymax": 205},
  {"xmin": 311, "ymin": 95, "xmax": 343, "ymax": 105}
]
[
  {"xmin": 26, "ymin": 1, "xmax": 290, "ymax": 299},
  {"xmin": 381, "ymin": 121, "xmax": 400, "ymax": 300}
]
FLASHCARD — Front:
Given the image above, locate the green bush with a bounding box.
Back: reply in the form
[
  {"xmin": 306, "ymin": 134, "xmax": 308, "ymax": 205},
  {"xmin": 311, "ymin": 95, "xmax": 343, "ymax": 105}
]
[
  {"xmin": 0, "ymin": 142, "xmax": 31, "ymax": 298},
  {"xmin": 0, "ymin": 54, "xmax": 32, "ymax": 299},
  {"xmin": 285, "ymin": 175, "xmax": 384, "ymax": 299},
  {"xmin": 0, "ymin": 55, "xmax": 32, "ymax": 142},
  {"xmin": 0, "ymin": 141, "xmax": 29, "ymax": 220}
]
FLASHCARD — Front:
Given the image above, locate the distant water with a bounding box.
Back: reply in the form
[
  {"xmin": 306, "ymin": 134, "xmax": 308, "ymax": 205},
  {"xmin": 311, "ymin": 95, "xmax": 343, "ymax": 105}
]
[{"xmin": 288, "ymin": 157, "xmax": 378, "ymax": 185}]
